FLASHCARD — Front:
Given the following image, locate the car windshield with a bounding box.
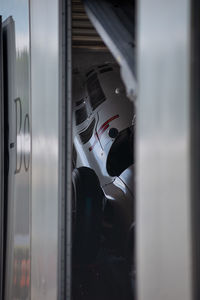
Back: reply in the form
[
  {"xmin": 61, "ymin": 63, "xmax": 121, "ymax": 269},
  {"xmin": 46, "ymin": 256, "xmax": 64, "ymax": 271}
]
[
  {"xmin": 106, "ymin": 125, "xmax": 134, "ymax": 176},
  {"xmin": 86, "ymin": 73, "xmax": 106, "ymax": 110},
  {"xmin": 75, "ymin": 105, "xmax": 88, "ymax": 125}
]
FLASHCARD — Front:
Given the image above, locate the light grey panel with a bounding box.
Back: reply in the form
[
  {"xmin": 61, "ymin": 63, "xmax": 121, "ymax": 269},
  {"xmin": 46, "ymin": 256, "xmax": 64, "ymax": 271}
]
[
  {"xmin": 136, "ymin": 1, "xmax": 192, "ymax": 300},
  {"xmin": 30, "ymin": 0, "xmax": 59, "ymax": 299},
  {"xmin": 1, "ymin": 1, "xmax": 31, "ymax": 299}
]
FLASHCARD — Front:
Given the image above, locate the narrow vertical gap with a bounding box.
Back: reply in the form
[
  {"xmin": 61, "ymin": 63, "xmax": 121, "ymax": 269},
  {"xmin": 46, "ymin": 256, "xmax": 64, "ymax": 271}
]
[
  {"xmin": 66, "ymin": 0, "xmax": 72, "ymax": 299},
  {"xmin": 0, "ymin": 15, "xmax": 4, "ymax": 300},
  {"xmin": 71, "ymin": 1, "xmax": 135, "ymax": 299},
  {"xmin": 58, "ymin": 0, "xmax": 72, "ymax": 299},
  {"xmin": 190, "ymin": 0, "xmax": 200, "ymax": 299}
]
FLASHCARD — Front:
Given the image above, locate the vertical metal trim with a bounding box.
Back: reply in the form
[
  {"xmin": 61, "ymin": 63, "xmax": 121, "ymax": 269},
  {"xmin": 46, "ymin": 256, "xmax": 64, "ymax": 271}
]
[
  {"xmin": 58, "ymin": 0, "xmax": 72, "ymax": 299},
  {"xmin": 190, "ymin": 1, "xmax": 200, "ymax": 299},
  {"xmin": 28, "ymin": 1, "xmax": 32, "ymax": 299},
  {"xmin": 3, "ymin": 17, "xmax": 16, "ymax": 300},
  {"xmin": 66, "ymin": 1, "xmax": 72, "ymax": 298},
  {"xmin": 58, "ymin": 0, "xmax": 66, "ymax": 298},
  {"xmin": 0, "ymin": 15, "xmax": 4, "ymax": 300}
]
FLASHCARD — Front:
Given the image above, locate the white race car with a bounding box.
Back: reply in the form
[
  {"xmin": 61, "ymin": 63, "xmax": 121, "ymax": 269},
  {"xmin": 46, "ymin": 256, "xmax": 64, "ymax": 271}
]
[{"xmin": 72, "ymin": 62, "xmax": 135, "ymax": 262}]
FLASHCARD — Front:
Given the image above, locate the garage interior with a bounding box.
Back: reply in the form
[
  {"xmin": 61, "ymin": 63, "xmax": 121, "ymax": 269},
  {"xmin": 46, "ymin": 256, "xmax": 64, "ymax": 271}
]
[{"xmin": 71, "ymin": 1, "xmax": 135, "ymax": 299}]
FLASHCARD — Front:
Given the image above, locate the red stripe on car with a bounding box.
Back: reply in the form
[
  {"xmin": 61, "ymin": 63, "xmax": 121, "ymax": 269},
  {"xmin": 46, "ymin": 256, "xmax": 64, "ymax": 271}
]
[{"xmin": 89, "ymin": 115, "xmax": 119, "ymax": 152}]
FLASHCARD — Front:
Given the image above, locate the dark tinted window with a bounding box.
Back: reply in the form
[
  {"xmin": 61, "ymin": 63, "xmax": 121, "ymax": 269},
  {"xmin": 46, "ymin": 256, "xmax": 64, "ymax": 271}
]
[
  {"xmin": 106, "ymin": 126, "xmax": 134, "ymax": 176},
  {"xmin": 86, "ymin": 73, "xmax": 106, "ymax": 110},
  {"xmin": 79, "ymin": 119, "xmax": 95, "ymax": 144},
  {"xmin": 76, "ymin": 98, "xmax": 84, "ymax": 106},
  {"xmin": 98, "ymin": 63, "xmax": 109, "ymax": 69},
  {"xmin": 99, "ymin": 67, "xmax": 113, "ymax": 74},
  {"xmin": 75, "ymin": 105, "xmax": 88, "ymax": 125},
  {"xmin": 72, "ymin": 144, "xmax": 77, "ymax": 169},
  {"xmin": 86, "ymin": 69, "xmax": 95, "ymax": 77}
]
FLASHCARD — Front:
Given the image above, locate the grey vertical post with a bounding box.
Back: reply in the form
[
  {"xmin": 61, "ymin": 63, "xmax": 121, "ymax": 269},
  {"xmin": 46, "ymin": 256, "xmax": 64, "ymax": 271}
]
[
  {"xmin": 30, "ymin": 0, "xmax": 59, "ymax": 299},
  {"xmin": 136, "ymin": 1, "xmax": 192, "ymax": 300}
]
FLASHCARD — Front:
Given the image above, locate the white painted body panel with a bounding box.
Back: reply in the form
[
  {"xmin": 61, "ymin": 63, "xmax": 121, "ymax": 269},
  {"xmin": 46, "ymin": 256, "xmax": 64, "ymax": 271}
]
[{"xmin": 73, "ymin": 63, "xmax": 134, "ymax": 187}]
